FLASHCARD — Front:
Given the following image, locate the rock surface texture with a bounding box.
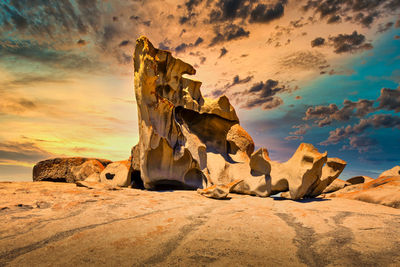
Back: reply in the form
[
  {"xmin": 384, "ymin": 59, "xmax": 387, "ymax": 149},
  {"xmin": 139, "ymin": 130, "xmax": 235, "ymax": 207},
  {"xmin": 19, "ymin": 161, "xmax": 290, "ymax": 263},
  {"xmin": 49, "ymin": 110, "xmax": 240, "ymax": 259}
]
[
  {"xmin": 134, "ymin": 36, "xmax": 272, "ymax": 197},
  {"xmin": 99, "ymin": 160, "xmax": 132, "ymax": 187},
  {"xmin": 1, "ymin": 182, "xmax": 400, "ymax": 267},
  {"xmin": 379, "ymin": 166, "xmax": 400, "ymax": 178},
  {"xmin": 326, "ymin": 176, "xmax": 400, "ymax": 209},
  {"xmin": 33, "ymin": 158, "xmax": 112, "ymax": 183},
  {"xmin": 133, "ymin": 36, "xmax": 345, "ymax": 199}
]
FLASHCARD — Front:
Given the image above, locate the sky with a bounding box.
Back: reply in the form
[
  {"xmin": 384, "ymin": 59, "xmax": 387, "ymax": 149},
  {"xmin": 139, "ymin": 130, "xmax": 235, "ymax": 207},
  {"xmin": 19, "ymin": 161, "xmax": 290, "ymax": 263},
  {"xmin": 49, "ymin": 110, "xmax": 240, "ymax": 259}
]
[{"xmin": 0, "ymin": 0, "xmax": 399, "ymax": 181}]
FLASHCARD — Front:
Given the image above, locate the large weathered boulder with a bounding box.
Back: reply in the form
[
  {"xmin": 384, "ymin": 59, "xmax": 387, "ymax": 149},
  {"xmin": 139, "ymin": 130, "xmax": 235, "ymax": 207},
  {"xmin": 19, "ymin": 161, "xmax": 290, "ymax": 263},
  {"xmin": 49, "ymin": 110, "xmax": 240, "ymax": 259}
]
[
  {"xmin": 378, "ymin": 166, "xmax": 400, "ymax": 178},
  {"xmin": 100, "ymin": 160, "xmax": 132, "ymax": 187},
  {"xmin": 33, "ymin": 158, "xmax": 111, "ymax": 183},
  {"xmin": 133, "ymin": 36, "xmax": 271, "ymax": 198},
  {"xmin": 133, "ymin": 36, "xmax": 347, "ymax": 199}
]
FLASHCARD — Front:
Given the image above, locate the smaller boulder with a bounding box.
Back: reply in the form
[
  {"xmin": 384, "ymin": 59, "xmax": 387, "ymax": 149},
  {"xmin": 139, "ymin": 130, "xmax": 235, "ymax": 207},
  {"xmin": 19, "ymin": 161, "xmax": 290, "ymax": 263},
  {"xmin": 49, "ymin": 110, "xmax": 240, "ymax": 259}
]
[
  {"xmin": 322, "ymin": 178, "xmax": 350, "ymax": 193},
  {"xmin": 33, "ymin": 158, "xmax": 112, "ymax": 183},
  {"xmin": 72, "ymin": 159, "xmax": 105, "ymax": 182},
  {"xmin": 346, "ymin": 176, "xmax": 374, "ymax": 185},
  {"xmin": 100, "ymin": 160, "xmax": 131, "ymax": 187},
  {"xmin": 197, "ymin": 180, "xmax": 242, "ymax": 199}
]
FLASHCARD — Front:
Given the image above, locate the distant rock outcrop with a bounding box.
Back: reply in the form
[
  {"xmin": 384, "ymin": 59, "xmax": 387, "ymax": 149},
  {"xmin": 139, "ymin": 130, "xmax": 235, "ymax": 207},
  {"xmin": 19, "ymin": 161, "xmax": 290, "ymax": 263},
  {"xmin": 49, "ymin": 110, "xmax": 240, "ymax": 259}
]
[
  {"xmin": 326, "ymin": 176, "xmax": 400, "ymax": 209},
  {"xmin": 33, "ymin": 158, "xmax": 112, "ymax": 183},
  {"xmin": 379, "ymin": 166, "xmax": 400, "ymax": 178},
  {"xmin": 133, "ymin": 36, "xmax": 346, "ymax": 199},
  {"xmin": 347, "ymin": 176, "xmax": 374, "ymax": 185}
]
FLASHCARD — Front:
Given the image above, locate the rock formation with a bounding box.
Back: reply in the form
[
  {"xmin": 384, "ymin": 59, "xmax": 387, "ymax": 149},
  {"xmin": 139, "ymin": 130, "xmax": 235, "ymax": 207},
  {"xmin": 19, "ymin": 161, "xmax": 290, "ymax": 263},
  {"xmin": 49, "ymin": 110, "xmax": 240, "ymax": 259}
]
[
  {"xmin": 346, "ymin": 175, "xmax": 374, "ymax": 185},
  {"xmin": 322, "ymin": 178, "xmax": 350, "ymax": 193},
  {"xmin": 31, "ymin": 36, "xmax": 347, "ymax": 200},
  {"xmin": 99, "ymin": 160, "xmax": 132, "ymax": 187},
  {"xmin": 133, "ymin": 36, "xmax": 273, "ymax": 197},
  {"xmin": 379, "ymin": 166, "xmax": 400, "ymax": 178},
  {"xmin": 326, "ymin": 176, "xmax": 400, "ymax": 209},
  {"xmin": 33, "ymin": 158, "xmax": 112, "ymax": 183},
  {"xmin": 133, "ymin": 36, "xmax": 346, "ymax": 199}
]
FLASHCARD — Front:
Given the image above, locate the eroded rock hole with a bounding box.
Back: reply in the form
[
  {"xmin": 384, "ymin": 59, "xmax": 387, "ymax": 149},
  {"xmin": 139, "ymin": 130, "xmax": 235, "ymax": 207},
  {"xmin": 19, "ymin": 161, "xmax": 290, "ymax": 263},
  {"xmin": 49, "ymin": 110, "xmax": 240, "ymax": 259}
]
[
  {"xmin": 131, "ymin": 170, "xmax": 144, "ymax": 189},
  {"xmin": 105, "ymin": 173, "xmax": 115, "ymax": 180}
]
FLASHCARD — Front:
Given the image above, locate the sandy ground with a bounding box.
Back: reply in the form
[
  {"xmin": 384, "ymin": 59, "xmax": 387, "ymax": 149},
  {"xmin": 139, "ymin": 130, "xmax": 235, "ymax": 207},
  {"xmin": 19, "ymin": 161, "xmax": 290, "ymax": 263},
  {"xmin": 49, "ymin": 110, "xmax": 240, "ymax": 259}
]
[{"xmin": 1, "ymin": 181, "xmax": 400, "ymax": 267}]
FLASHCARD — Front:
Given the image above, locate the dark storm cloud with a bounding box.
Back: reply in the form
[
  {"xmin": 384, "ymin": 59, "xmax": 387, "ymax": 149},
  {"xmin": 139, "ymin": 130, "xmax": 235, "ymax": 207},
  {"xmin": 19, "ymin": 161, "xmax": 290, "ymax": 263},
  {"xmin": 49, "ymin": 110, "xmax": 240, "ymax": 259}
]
[
  {"xmin": 377, "ymin": 87, "xmax": 400, "ymax": 112},
  {"xmin": 329, "ymin": 31, "xmax": 372, "ymax": 53},
  {"xmin": 302, "ymin": 0, "xmax": 400, "ymax": 28},
  {"xmin": 219, "ymin": 47, "xmax": 228, "ymax": 58},
  {"xmin": 249, "ymin": 1, "xmax": 286, "ymax": 23},
  {"xmin": 321, "ymin": 114, "xmax": 400, "ymax": 145},
  {"xmin": 304, "ymin": 99, "xmax": 375, "ymax": 126},
  {"xmin": 311, "ymin": 37, "xmax": 325, "ymax": 47},
  {"xmin": 209, "ymin": 24, "xmax": 250, "ymax": 46}
]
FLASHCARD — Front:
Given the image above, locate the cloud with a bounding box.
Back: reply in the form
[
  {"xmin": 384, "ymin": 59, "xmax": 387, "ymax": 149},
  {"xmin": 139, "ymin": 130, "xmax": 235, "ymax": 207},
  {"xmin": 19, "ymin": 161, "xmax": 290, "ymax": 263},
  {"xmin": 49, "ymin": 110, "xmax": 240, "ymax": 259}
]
[
  {"xmin": 174, "ymin": 37, "xmax": 204, "ymax": 53},
  {"xmin": 328, "ymin": 31, "xmax": 373, "ymax": 53},
  {"xmin": 377, "ymin": 22, "xmax": 394, "ymax": 33},
  {"xmin": 118, "ymin": 40, "xmax": 131, "ymax": 47},
  {"xmin": 219, "ymin": 47, "xmax": 228, "ymax": 58},
  {"xmin": 377, "ymin": 87, "xmax": 400, "ymax": 112},
  {"xmin": 302, "ymin": 0, "xmax": 400, "ymax": 28},
  {"xmin": 284, "ymin": 135, "xmax": 304, "ymax": 141},
  {"xmin": 210, "ymin": 23, "xmax": 250, "ymax": 46},
  {"xmin": 240, "ymin": 79, "xmax": 289, "ymax": 110},
  {"xmin": 209, "ymin": 0, "xmax": 251, "ymax": 22},
  {"xmin": 342, "ymin": 136, "xmax": 377, "ymax": 152},
  {"xmin": 0, "ymin": 39, "xmax": 99, "ymax": 72},
  {"xmin": 249, "ymin": 2, "xmax": 286, "ymax": 23},
  {"xmin": 0, "ymin": 97, "xmax": 38, "ymax": 115},
  {"xmin": 304, "ymin": 99, "xmax": 375, "ymax": 126},
  {"xmin": 211, "ymin": 75, "xmax": 253, "ymax": 97},
  {"xmin": 226, "ymin": 75, "xmax": 253, "ymax": 89},
  {"xmin": 289, "ymin": 124, "xmax": 310, "ymax": 135},
  {"xmin": 77, "ymin": 39, "xmax": 87, "ymax": 46},
  {"xmin": 0, "ymin": 141, "xmax": 53, "ymax": 165},
  {"xmin": 311, "ymin": 37, "xmax": 325, "ymax": 47},
  {"xmin": 321, "ymin": 114, "xmax": 400, "ymax": 145},
  {"xmin": 279, "ymin": 51, "xmax": 327, "ymax": 70}
]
